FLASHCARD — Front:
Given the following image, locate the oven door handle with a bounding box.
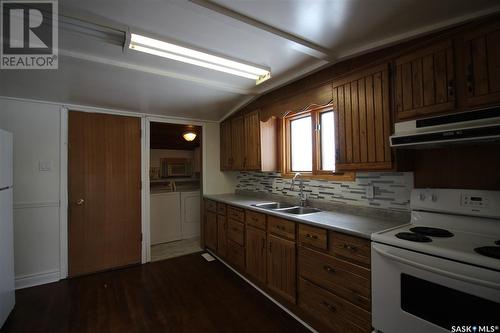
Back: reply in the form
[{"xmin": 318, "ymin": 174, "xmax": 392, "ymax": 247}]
[{"xmin": 372, "ymin": 244, "xmax": 500, "ymax": 290}]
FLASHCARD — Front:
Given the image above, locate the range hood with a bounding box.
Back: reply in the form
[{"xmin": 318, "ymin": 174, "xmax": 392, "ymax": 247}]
[{"xmin": 390, "ymin": 106, "xmax": 500, "ymax": 148}]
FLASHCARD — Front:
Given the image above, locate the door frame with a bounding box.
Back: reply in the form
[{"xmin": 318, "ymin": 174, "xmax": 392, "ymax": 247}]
[
  {"xmin": 59, "ymin": 108, "xmax": 206, "ymax": 278},
  {"xmin": 144, "ymin": 116, "xmax": 204, "ymax": 263}
]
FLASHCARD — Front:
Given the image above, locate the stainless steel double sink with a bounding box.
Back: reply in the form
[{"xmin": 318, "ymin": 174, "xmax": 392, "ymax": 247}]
[{"xmin": 252, "ymin": 202, "xmax": 321, "ymax": 215}]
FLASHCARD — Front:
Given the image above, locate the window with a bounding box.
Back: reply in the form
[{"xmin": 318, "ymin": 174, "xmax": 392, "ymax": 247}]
[{"xmin": 283, "ymin": 105, "xmax": 354, "ymax": 180}]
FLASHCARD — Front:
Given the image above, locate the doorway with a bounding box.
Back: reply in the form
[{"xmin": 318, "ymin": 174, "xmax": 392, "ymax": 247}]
[
  {"xmin": 149, "ymin": 121, "xmax": 203, "ymax": 262},
  {"xmin": 68, "ymin": 111, "xmax": 142, "ymax": 277}
]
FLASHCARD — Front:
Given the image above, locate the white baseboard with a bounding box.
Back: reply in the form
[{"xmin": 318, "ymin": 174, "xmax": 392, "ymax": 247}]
[
  {"xmin": 206, "ymin": 250, "xmax": 318, "ymax": 333},
  {"xmin": 15, "ymin": 270, "xmax": 60, "ymax": 290}
]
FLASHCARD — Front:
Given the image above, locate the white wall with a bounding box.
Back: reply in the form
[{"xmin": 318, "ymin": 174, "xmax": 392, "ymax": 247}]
[
  {"xmin": 0, "ymin": 99, "xmax": 61, "ymax": 288},
  {"xmin": 203, "ymin": 122, "xmax": 237, "ymax": 195},
  {"xmin": 0, "ymin": 96, "xmax": 237, "ymax": 288}
]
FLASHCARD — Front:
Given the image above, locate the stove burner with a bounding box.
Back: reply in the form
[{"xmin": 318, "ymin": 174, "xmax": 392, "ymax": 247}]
[
  {"xmin": 396, "ymin": 232, "xmax": 432, "ymax": 242},
  {"xmin": 410, "ymin": 227, "xmax": 454, "ymax": 238},
  {"xmin": 474, "ymin": 246, "xmax": 500, "ymax": 260}
]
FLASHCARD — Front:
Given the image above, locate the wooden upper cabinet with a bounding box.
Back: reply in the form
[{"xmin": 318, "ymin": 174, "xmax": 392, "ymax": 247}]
[
  {"xmin": 464, "ymin": 21, "xmax": 500, "ymax": 107},
  {"xmin": 244, "ymin": 111, "xmax": 261, "ymax": 170},
  {"xmin": 394, "ymin": 40, "xmax": 456, "ymax": 120},
  {"xmin": 231, "ymin": 116, "xmax": 245, "ymax": 170},
  {"xmin": 220, "ymin": 110, "xmax": 278, "ymax": 172},
  {"xmin": 333, "ymin": 63, "xmax": 392, "ymax": 171},
  {"xmin": 220, "ymin": 120, "xmax": 233, "ymax": 170}
]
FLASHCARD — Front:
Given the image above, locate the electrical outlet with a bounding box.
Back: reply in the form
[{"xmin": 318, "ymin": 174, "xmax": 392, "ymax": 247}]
[{"xmin": 366, "ymin": 185, "xmax": 374, "ymax": 199}]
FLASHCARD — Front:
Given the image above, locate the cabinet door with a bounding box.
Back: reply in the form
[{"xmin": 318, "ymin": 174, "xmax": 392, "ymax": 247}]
[
  {"xmin": 205, "ymin": 211, "xmax": 217, "ymax": 251},
  {"xmin": 231, "ymin": 116, "xmax": 245, "ymax": 170},
  {"xmin": 464, "ymin": 22, "xmax": 500, "ymax": 107},
  {"xmin": 246, "ymin": 226, "xmax": 266, "ymax": 284},
  {"xmin": 267, "ymin": 234, "xmax": 296, "ymax": 303},
  {"xmin": 244, "ymin": 110, "xmax": 261, "ymax": 170},
  {"xmin": 333, "ymin": 63, "xmax": 392, "ymax": 171},
  {"xmin": 217, "ymin": 215, "xmax": 227, "ymax": 258},
  {"xmin": 220, "ymin": 120, "xmax": 233, "ymax": 170},
  {"xmin": 394, "ymin": 40, "xmax": 456, "ymax": 120}
]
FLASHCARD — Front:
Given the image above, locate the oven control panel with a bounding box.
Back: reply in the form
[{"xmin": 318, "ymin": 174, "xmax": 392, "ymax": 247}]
[{"xmin": 411, "ymin": 189, "xmax": 500, "ymax": 219}]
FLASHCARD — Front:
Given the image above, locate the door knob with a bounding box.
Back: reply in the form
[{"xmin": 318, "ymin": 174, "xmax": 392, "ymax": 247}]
[{"xmin": 76, "ymin": 199, "xmax": 85, "ymax": 206}]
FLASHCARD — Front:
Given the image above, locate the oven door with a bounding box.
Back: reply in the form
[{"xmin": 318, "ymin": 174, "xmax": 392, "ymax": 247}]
[{"xmin": 372, "ymin": 242, "xmax": 500, "ymax": 333}]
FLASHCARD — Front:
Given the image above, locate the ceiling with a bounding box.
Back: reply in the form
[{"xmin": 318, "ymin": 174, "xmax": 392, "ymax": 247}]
[{"xmin": 1, "ymin": 0, "xmax": 499, "ymax": 121}]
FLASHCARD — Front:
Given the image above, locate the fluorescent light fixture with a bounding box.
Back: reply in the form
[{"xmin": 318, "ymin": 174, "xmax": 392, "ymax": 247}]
[
  {"xmin": 128, "ymin": 33, "xmax": 271, "ymax": 84},
  {"xmin": 182, "ymin": 131, "xmax": 197, "ymax": 142}
]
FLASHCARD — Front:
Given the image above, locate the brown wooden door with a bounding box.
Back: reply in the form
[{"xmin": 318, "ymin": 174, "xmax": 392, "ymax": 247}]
[
  {"xmin": 220, "ymin": 120, "xmax": 233, "ymax": 170},
  {"xmin": 394, "ymin": 40, "xmax": 456, "ymax": 120},
  {"xmin": 464, "ymin": 21, "xmax": 500, "ymax": 107},
  {"xmin": 333, "ymin": 63, "xmax": 392, "ymax": 171},
  {"xmin": 217, "ymin": 215, "xmax": 227, "ymax": 258},
  {"xmin": 68, "ymin": 112, "xmax": 141, "ymax": 277},
  {"xmin": 205, "ymin": 211, "xmax": 217, "ymax": 251},
  {"xmin": 231, "ymin": 116, "xmax": 245, "ymax": 170},
  {"xmin": 267, "ymin": 234, "xmax": 296, "ymax": 303},
  {"xmin": 246, "ymin": 226, "xmax": 266, "ymax": 284},
  {"xmin": 244, "ymin": 110, "xmax": 261, "ymax": 170}
]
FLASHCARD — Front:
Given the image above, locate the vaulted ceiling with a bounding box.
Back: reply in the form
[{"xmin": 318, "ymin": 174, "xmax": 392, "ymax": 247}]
[{"xmin": 1, "ymin": 0, "xmax": 499, "ymax": 120}]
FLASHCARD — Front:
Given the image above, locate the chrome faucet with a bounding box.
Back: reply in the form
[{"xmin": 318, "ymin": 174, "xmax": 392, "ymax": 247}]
[{"xmin": 290, "ymin": 172, "xmax": 307, "ymax": 207}]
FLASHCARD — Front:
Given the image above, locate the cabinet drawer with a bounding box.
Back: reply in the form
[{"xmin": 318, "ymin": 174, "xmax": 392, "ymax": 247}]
[
  {"xmin": 299, "ymin": 247, "xmax": 370, "ymax": 311},
  {"xmin": 246, "ymin": 210, "xmax": 266, "ymax": 230},
  {"xmin": 298, "ymin": 224, "xmax": 328, "ymax": 250},
  {"xmin": 268, "ymin": 216, "xmax": 295, "ymax": 240},
  {"xmin": 217, "ymin": 203, "xmax": 227, "ymax": 216},
  {"xmin": 298, "ymin": 278, "xmax": 371, "ymax": 333},
  {"xmin": 227, "ymin": 206, "xmax": 245, "ymax": 222},
  {"xmin": 330, "ymin": 231, "xmax": 371, "ymax": 268},
  {"xmin": 227, "ymin": 219, "xmax": 245, "ymax": 246},
  {"xmin": 205, "ymin": 199, "xmax": 217, "ymax": 213},
  {"xmin": 227, "ymin": 240, "xmax": 245, "ymax": 269}
]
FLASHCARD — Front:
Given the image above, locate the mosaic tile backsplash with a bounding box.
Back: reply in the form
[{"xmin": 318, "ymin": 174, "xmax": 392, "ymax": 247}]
[{"xmin": 236, "ymin": 172, "xmax": 414, "ymax": 211}]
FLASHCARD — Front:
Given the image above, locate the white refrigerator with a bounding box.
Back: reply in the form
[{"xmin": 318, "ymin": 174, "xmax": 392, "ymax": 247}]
[{"xmin": 0, "ymin": 129, "xmax": 15, "ymax": 328}]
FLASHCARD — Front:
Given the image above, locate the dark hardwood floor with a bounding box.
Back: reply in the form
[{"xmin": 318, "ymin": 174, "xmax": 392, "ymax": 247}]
[{"xmin": 0, "ymin": 253, "xmax": 310, "ymax": 333}]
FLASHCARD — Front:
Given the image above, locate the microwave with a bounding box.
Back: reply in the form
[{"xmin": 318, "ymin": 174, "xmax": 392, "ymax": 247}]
[{"xmin": 160, "ymin": 158, "xmax": 193, "ymax": 177}]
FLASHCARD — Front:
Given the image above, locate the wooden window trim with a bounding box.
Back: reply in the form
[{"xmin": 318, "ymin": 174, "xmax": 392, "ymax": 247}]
[{"xmin": 282, "ymin": 105, "xmax": 355, "ymax": 181}]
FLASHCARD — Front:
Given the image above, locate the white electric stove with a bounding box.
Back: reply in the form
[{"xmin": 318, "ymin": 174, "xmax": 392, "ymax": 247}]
[{"xmin": 371, "ymin": 188, "xmax": 500, "ymax": 333}]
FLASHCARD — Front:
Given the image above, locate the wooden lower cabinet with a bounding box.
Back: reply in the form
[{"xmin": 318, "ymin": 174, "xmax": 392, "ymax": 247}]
[
  {"xmin": 227, "ymin": 240, "xmax": 245, "ymax": 270},
  {"xmin": 216, "ymin": 215, "xmax": 227, "ymax": 258},
  {"xmin": 204, "ymin": 211, "xmax": 217, "ymax": 251},
  {"xmin": 299, "ymin": 278, "xmax": 371, "ymax": 333},
  {"xmin": 267, "ymin": 234, "xmax": 296, "ymax": 303},
  {"xmin": 245, "ymin": 226, "xmax": 266, "ymax": 284}
]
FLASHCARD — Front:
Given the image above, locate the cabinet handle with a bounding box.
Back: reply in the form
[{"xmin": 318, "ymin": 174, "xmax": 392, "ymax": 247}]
[
  {"xmin": 321, "ymin": 301, "xmax": 336, "ymax": 312},
  {"xmin": 323, "ymin": 265, "xmax": 336, "ymax": 274},
  {"xmin": 306, "ymin": 233, "xmax": 318, "ymax": 240},
  {"xmin": 343, "ymin": 244, "xmax": 357, "ymax": 252}
]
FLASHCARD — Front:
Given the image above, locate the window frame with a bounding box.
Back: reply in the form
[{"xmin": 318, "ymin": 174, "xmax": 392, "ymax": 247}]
[{"xmin": 282, "ymin": 104, "xmax": 355, "ymax": 181}]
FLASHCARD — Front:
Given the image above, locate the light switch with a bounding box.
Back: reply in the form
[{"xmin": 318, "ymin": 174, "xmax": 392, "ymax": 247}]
[{"xmin": 38, "ymin": 160, "xmax": 53, "ymax": 172}]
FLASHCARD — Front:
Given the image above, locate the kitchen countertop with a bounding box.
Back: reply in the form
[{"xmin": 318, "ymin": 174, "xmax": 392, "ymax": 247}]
[{"xmin": 204, "ymin": 193, "xmax": 408, "ymax": 239}]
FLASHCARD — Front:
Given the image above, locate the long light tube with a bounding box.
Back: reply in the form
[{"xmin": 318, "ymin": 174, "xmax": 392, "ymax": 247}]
[{"xmin": 128, "ymin": 33, "xmax": 271, "ymax": 82}]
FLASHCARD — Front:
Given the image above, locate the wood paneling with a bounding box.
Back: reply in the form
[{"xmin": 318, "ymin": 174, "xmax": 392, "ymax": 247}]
[
  {"xmin": 246, "ymin": 226, "xmax": 267, "ymax": 284},
  {"xmin": 204, "ymin": 211, "xmax": 217, "ymax": 251},
  {"xmin": 267, "ymin": 234, "xmax": 296, "ymax": 303},
  {"xmin": 413, "ymin": 144, "xmax": 500, "ymax": 190},
  {"xmin": 333, "ymin": 64, "xmax": 392, "ymax": 171},
  {"xmin": 464, "ymin": 21, "xmax": 500, "ymax": 107},
  {"xmin": 150, "ymin": 122, "xmax": 200, "ymax": 150},
  {"xmin": 68, "ymin": 112, "xmax": 141, "ymax": 277}
]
